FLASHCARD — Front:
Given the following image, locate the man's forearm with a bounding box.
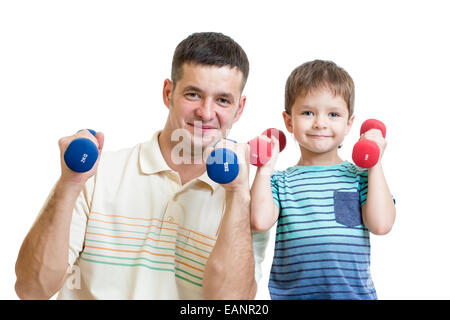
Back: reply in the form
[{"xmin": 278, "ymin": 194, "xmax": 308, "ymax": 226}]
[
  {"xmin": 203, "ymin": 189, "xmax": 256, "ymax": 299},
  {"xmin": 15, "ymin": 178, "xmax": 82, "ymax": 299}
]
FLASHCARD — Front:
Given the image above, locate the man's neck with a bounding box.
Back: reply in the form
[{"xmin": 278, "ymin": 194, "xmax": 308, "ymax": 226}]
[{"xmin": 158, "ymin": 130, "xmax": 206, "ymax": 185}]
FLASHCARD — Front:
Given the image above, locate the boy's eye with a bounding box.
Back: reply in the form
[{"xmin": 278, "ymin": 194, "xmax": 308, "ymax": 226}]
[
  {"xmin": 302, "ymin": 111, "xmax": 313, "ymax": 116},
  {"xmin": 329, "ymin": 112, "xmax": 340, "ymax": 118}
]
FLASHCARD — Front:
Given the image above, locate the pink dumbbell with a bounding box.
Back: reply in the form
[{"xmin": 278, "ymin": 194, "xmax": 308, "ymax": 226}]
[
  {"xmin": 352, "ymin": 119, "xmax": 386, "ymax": 168},
  {"xmin": 248, "ymin": 128, "xmax": 287, "ymax": 167}
]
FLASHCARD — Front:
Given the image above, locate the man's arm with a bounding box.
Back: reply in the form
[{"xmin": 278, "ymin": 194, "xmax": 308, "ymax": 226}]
[
  {"xmin": 14, "ymin": 130, "xmax": 103, "ymax": 299},
  {"xmin": 15, "ymin": 179, "xmax": 83, "ymax": 299},
  {"xmin": 203, "ymin": 142, "xmax": 257, "ymax": 299}
]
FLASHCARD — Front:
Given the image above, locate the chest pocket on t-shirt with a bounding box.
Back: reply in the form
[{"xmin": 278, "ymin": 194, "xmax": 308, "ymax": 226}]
[{"xmin": 334, "ymin": 191, "xmax": 362, "ymax": 227}]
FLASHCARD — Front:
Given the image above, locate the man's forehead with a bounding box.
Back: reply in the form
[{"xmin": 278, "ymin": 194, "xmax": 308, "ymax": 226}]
[{"xmin": 178, "ymin": 63, "xmax": 244, "ymax": 91}]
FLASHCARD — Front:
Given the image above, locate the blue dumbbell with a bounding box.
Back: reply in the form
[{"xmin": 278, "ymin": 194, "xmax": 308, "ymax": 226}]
[
  {"xmin": 206, "ymin": 147, "xmax": 240, "ymax": 184},
  {"xmin": 206, "ymin": 129, "xmax": 286, "ymax": 184},
  {"xmin": 206, "ymin": 138, "xmax": 240, "ymax": 184},
  {"xmin": 63, "ymin": 129, "xmax": 98, "ymax": 173}
]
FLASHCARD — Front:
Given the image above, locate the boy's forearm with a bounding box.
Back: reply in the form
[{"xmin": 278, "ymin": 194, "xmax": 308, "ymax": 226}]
[
  {"xmin": 250, "ymin": 169, "xmax": 277, "ymax": 232},
  {"xmin": 15, "ymin": 178, "xmax": 82, "ymax": 299},
  {"xmin": 363, "ymin": 163, "xmax": 396, "ymax": 235}
]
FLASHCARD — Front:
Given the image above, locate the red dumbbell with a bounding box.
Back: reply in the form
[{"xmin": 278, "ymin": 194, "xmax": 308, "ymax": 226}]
[
  {"xmin": 248, "ymin": 128, "xmax": 287, "ymax": 167},
  {"xmin": 352, "ymin": 119, "xmax": 386, "ymax": 168}
]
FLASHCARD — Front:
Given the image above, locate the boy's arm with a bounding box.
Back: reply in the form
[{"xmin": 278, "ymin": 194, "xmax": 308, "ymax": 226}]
[
  {"xmin": 360, "ymin": 129, "xmax": 396, "ymax": 235},
  {"xmin": 250, "ymin": 168, "xmax": 279, "ymax": 232},
  {"xmin": 250, "ymin": 136, "xmax": 280, "ymax": 232}
]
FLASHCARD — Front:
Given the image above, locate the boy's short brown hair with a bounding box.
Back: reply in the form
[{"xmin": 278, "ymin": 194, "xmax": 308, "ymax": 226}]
[{"xmin": 285, "ymin": 60, "xmax": 355, "ymax": 117}]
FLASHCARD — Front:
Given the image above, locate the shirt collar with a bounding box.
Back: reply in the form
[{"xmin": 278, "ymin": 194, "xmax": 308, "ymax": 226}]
[{"xmin": 139, "ymin": 130, "xmax": 220, "ymax": 194}]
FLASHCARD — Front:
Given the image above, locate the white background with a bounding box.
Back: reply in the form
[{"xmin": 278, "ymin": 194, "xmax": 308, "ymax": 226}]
[{"xmin": 1, "ymin": 0, "xmax": 449, "ymax": 300}]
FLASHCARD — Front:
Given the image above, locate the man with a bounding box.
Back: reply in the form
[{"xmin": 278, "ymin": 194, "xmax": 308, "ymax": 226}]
[{"xmin": 14, "ymin": 32, "xmax": 269, "ymax": 299}]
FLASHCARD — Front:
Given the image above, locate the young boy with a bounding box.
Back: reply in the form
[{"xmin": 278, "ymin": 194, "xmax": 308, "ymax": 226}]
[{"xmin": 251, "ymin": 60, "xmax": 396, "ymax": 300}]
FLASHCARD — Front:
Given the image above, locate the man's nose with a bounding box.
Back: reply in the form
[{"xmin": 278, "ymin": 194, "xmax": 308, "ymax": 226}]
[{"xmin": 195, "ymin": 98, "xmax": 215, "ymax": 121}]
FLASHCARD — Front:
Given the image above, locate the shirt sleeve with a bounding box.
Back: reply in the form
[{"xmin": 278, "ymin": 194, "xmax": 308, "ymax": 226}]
[
  {"xmin": 67, "ymin": 175, "xmax": 95, "ymax": 268},
  {"xmin": 359, "ymin": 171, "xmax": 369, "ymax": 207},
  {"xmin": 270, "ymin": 172, "xmax": 281, "ymax": 209}
]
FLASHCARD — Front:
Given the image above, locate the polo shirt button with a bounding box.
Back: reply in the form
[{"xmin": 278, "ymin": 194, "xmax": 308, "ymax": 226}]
[{"xmin": 168, "ymin": 216, "xmax": 175, "ymax": 223}]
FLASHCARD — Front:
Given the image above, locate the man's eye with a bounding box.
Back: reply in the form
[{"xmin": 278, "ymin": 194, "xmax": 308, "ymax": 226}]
[
  {"xmin": 186, "ymin": 93, "xmax": 200, "ymax": 99},
  {"xmin": 218, "ymin": 98, "xmax": 230, "ymax": 105}
]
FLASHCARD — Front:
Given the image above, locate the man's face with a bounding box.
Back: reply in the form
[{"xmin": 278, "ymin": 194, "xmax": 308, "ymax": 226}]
[{"xmin": 163, "ymin": 63, "xmax": 246, "ymax": 151}]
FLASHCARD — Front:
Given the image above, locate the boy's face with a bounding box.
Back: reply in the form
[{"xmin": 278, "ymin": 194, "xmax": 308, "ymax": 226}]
[
  {"xmin": 163, "ymin": 63, "xmax": 246, "ymax": 150},
  {"xmin": 283, "ymin": 87, "xmax": 354, "ymax": 157}
]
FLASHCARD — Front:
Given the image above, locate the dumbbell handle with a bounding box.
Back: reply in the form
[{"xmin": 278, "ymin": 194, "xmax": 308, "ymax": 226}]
[{"xmin": 63, "ymin": 129, "xmax": 99, "ymax": 173}]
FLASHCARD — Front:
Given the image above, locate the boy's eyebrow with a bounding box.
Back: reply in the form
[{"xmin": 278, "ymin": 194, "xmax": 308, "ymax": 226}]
[
  {"xmin": 296, "ymin": 104, "xmax": 314, "ymax": 109},
  {"xmin": 296, "ymin": 104, "xmax": 345, "ymax": 111}
]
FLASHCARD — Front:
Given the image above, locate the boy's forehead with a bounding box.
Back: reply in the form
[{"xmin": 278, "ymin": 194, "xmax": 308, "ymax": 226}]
[{"xmin": 295, "ymin": 87, "xmax": 348, "ymax": 108}]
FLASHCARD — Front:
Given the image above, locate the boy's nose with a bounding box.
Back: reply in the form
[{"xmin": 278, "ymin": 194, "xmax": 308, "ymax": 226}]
[{"xmin": 313, "ymin": 116, "xmax": 328, "ymax": 129}]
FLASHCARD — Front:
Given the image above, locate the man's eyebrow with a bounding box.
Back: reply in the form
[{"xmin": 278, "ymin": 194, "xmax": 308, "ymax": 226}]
[
  {"xmin": 183, "ymin": 86, "xmax": 236, "ymax": 101},
  {"xmin": 183, "ymin": 85, "xmax": 203, "ymax": 93},
  {"xmin": 218, "ymin": 92, "xmax": 235, "ymax": 100}
]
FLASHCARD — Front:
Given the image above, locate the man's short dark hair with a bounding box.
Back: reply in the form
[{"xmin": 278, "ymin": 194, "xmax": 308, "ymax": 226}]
[{"xmin": 171, "ymin": 32, "xmax": 249, "ymax": 91}]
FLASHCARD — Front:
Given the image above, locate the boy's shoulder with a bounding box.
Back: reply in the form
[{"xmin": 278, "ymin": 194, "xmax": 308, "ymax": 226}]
[
  {"xmin": 342, "ymin": 161, "xmax": 369, "ymax": 177},
  {"xmin": 271, "ymin": 161, "xmax": 368, "ymax": 181}
]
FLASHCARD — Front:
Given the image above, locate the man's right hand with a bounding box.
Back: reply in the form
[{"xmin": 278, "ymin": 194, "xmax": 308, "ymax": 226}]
[{"xmin": 58, "ymin": 130, "xmax": 104, "ymax": 185}]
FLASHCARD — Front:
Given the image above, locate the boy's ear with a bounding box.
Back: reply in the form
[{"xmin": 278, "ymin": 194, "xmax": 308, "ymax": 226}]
[
  {"xmin": 282, "ymin": 111, "xmax": 293, "ymax": 134},
  {"xmin": 345, "ymin": 114, "xmax": 355, "ymax": 136}
]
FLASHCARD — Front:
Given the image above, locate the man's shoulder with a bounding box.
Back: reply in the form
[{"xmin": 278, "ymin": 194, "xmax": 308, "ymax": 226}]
[{"xmin": 98, "ymin": 141, "xmax": 149, "ymax": 171}]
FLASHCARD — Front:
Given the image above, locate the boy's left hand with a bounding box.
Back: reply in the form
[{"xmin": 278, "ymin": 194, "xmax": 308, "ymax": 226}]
[{"xmin": 359, "ymin": 128, "xmax": 387, "ymax": 164}]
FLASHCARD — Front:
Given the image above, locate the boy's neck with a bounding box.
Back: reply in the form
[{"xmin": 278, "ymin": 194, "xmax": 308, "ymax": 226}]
[{"xmin": 297, "ymin": 148, "xmax": 343, "ymax": 167}]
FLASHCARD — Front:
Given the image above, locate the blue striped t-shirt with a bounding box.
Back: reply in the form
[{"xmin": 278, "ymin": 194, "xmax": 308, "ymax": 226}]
[{"xmin": 269, "ymin": 160, "xmax": 376, "ymax": 300}]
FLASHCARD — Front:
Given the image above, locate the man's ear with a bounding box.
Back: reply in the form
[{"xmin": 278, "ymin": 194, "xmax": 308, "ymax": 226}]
[
  {"xmin": 282, "ymin": 111, "xmax": 293, "ymax": 134},
  {"xmin": 163, "ymin": 79, "xmax": 173, "ymax": 109},
  {"xmin": 345, "ymin": 114, "xmax": 355, "ymax": 136},
  {"xmin": 232, "ymin": 95, "xmax": 247, "ymax": 123}
]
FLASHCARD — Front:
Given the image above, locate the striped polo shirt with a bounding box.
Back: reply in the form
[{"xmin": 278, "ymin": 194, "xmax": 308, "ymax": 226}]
[
  {"xmin": 54, "ymin": 131, "xmax": 269, "ymax": 299},
  {"xmin": 269, "ymin": 161, "xmax": 376, "ymax": 300}
]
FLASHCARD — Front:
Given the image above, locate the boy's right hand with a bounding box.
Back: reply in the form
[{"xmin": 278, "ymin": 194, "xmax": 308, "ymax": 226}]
[
  {"xmin": 58, "ymin": 130, "xmax": 104, "ymax": 186},
  {"xmin": 257, "ymin": 134, "xmax": 280, "ymax": 177}
]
